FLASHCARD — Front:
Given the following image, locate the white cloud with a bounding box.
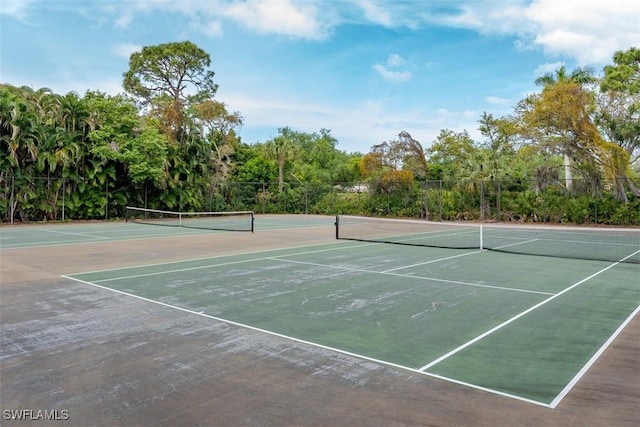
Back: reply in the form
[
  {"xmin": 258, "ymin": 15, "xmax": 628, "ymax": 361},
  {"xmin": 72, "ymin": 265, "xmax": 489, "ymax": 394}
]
[
  {"xmin": 0, "ymin": 0, "xmax": 34, "ymax": 19},
  {"xmin": 427, "ymin": 0, "xmax": 639, "ymax": 66},
  {"xmin": 114, "ymin": 10, "xmax": 133, "ymax": 29},
  {"xmin": 188, "ymin": 19, "xmax": 223, "ymax": 37},
  {"xmin": 386, "ymin": 53, "xmax": 405, "ymax": 67},
  {"xmin": 222, "ymin": 0, "xmax": 327, "ymax": 39},
  {"xmin": 222, "ymin": 91, "xmax": 476, "ymax": 152},
  {"xmin": 111, "ymin": 43, "xmax": 142, "ymax": 60},
  {"xmin": 533, "ymin": 61, "xmax": 564, "ymax": 77},
  {"xmin": 356, "ymin": 0, "xmax": 392, "ymax": 26},
  {"xmin": 372, "ymin": 53, "xmax": 411, "ymax": 82},
  {"xmin": 362, "ymin": 107, "xmax": 482, "ymax": 149},
  {"xmin": 2, "ymin": 69, "xmax": 124, "ymax": 96},
  {"xmin": 108, "ymin": 0, "xmax": 331, "ymax": 40},
  {"xmin": 372, "ymin": 64, "xmax": 412, "ymax": 82},
  {"xmin": 485, "ymin": 96, "xmax": 509, "ymax": 105},
  {"xmin": 525, "ymin": 0, "xmax": 639, "ymax": 64}
]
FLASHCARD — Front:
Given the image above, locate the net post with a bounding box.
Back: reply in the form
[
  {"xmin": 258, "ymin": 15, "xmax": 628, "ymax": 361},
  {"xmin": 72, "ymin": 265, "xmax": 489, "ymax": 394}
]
[
  {"xmin": 479, "ymin": 224, "xmax": 483, "ymax": 250},
  {"xmin": 335, "ymin": 215, "xmax": 339, "ymax": 240},
  {"xmin": 125, "ymin": 206, "xmax": 129, "ymax": 223},
  {"xmin": 251, "ymin": 211, "xmax": 255, "ymax": 233}
]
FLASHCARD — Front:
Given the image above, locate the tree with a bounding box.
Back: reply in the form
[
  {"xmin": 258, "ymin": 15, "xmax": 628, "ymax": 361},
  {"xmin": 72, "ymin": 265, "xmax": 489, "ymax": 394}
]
[
  {"xmin": 191, "ymin": 99, "xmax": 243, "ymax": 189},
  {"xmin": 597, "ymin": 47, "xmax": 640, "ymax": 202},
  {"xmin": 123, "ymin": 41, "xmax": 218, "ymax": 143},
  {"xmin": 0, "ymin": 85, "xmax": 38, "ymax": 171},
  {"xmin": 478, "ymin": 112, "xmax": 519, "ymax": 155},
  {"xmin": 366, "ymin": 131, "xmax": 428, "ymax": 179},
  {"xmin": 87, "ymin": 92, "xmax": 168, "ymax": 185},
  {"xmin": 292, "ymin": 128, "xmax": 344, "ymax": 184},
  {"xmin": 396, "ymin": 131, "xmax": 429, "ymax": 179},
  {"xmin": 520, "ymin": 81, "xmax": 625, "ymax": 196},
  {"xmin": 358, "ymin": 151, "xmax": 385, "ymax": 179},
  {"xmin": 0, "ymin": 85, "xmax": 94, "ymax": 220},
  {"xmin": 534, "ymin": 65, "xmax": 598, "ymax": 190},
  {"xmin": 262, "ymin": 127, "xmax": 298, "ymax": 192},
  {"xmin": 475, "ymin": 112, "xmax": 524, "ymax": 187},
  {"xmin": 534, "ymin": 65, "xmax": 597, "ymax": 87},
  {"xmin": 601, "ymin": 48, "xmax": 640, "ymax": 94},
  {"xmin": 427, "ymin": 129, "xmax": 476, "ymax": 180}
]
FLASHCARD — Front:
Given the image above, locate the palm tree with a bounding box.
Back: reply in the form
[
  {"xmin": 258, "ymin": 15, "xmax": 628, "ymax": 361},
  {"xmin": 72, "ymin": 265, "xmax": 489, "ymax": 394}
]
[
  {"xmin": 534, "ymin": 65, "xmax": 597, "ymax": 87},
  {"xmin": 263, "ymin": 128, "xmax": 297, "ymax": 192},
  {"xmin": 535, "ymin": 66, "xmax": 597, "ymax": 190}
]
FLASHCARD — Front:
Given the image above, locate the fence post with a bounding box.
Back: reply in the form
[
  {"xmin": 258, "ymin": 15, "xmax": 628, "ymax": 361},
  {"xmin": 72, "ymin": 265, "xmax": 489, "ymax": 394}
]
[
  {"xmin": 10, "ymin": 175, "xmax": 15, "ymax": 224},
  {"xmin": 480, "ymin": 180, "xmax": 485, "ymax": 221},
  {"xmin": 105, "ymin": 177, "xmax": 109, "ymax": 220},
  {"xmin": 422, "ymin": 181, "xmax": 428, "ymax": 220},
  {"xmin": 497, "ymin": 181, "xmax": 501, "ymax": 222},
  {"xmin": 438, "ymin": 180, "xmax": 443, "ymax": 221},
  {"xmin": 62, "ymin": 179, "xmax": 65, "ymax": 221}
]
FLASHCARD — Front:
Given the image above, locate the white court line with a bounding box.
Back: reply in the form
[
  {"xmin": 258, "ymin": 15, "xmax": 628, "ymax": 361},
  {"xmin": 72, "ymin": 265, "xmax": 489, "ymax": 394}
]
[
  {"xmin": 495, "ymin": 236, "xmax": 639, "ymax": 248},
  {"xmin": 491, "ymin": 238, "xmax": 539, "ymax": 250},
  {"xmin": 38, "ymin": 228, "xmax": 111, "ymax": 240},
  {"xmin": 0, "ymin": 228, "xmax": 209, "ymax": 250},
  {"xmin": 418, "ymin": 249, "xmax": 640, "ymax": 373},
  {"xmin": 75, "ymin": 239, "xmax": 554, "ymax": 296},
  {"xmin": 270, "ymin": 257, "xmax": 555, "ymax": 296},
  {"xmin": 61, "ymin": 274, "xmax": 553, "ymax": 408},
  {"xmin": 381, "ymin": 250, "xmax": 485, "ymax": 273},
  {"xmin": 91, "ymin": 256, "xmax": 278, "ymax": 282},
  {"xmin": 2, "ymin": 218, "xmax": 331, "ymax": 250},
  {"xmin": 549, "ymin": 304, "xmax": 640, "ymax": 408},
  {"xmin": 381, "ymin": 238, "xmax": 541, "ymax": 273},
  {"xmin": 61, "ymin": 239, "xmax": 640, "ymax": 408},
  {"xmin": 392, "ymin": 229, "xmax": 478, "ymax": 244},
  {"xmin": 68, "ymin": 241, "xmax": 373, "ymax": 277}
]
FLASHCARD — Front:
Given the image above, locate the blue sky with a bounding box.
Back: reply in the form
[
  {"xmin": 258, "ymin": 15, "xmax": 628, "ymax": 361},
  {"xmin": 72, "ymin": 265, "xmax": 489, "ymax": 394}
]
[{"xmin": 1, "ymin": 0, "xmax": 638, "ymax": 154}]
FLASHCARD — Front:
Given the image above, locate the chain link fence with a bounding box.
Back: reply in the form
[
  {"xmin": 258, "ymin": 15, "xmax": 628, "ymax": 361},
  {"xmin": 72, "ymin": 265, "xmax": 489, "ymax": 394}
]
[{"xmin": 2, "ymin": 175, "xmax": 639, "ymax": 225}]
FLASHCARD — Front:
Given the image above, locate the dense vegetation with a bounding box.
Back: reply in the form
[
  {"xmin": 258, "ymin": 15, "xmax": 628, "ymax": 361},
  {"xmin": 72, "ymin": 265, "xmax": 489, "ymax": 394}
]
[{"xmin": 1, "ymin": 42, "xmax": 639, "ymax": 225}]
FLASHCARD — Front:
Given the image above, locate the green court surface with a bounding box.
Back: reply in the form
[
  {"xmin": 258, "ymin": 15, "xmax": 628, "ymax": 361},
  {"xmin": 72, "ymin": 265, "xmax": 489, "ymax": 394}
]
[
  {"xmin": 0, "ymin": 215, "xmax": 328, "ymax": 249},
  {"xmin": 52, "ymin": 220, "xmax": 640, "ymax": 408}
]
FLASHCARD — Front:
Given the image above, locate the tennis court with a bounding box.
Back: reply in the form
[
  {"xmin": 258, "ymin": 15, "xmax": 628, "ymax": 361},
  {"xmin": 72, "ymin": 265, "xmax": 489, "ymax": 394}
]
[{"xmin": 1, "ymin": 214, "xmax": 639, "ymax": 425}]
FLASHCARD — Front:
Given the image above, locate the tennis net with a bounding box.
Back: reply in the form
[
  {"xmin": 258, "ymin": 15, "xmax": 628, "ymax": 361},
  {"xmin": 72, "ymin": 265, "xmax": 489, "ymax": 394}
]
[
  {"xmin": 335, "ymin": 215, "xmax": 640, "ymax": 264},
  {"xmin": 126, "ymin": 207, "xmax": 254, "ymax": 232}
]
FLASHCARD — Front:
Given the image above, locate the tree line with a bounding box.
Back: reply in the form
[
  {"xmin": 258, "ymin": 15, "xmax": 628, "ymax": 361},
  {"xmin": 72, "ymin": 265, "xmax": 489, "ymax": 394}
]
[{"xmin": 1, "ymin": 41, "xmax": 638, "ymax": 224}]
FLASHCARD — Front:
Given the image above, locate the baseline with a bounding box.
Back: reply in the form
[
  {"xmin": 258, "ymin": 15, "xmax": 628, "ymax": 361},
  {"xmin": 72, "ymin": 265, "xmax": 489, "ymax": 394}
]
[{"xmin": 61, "ymin": 274, "xmax": 553, "ymax": 408}]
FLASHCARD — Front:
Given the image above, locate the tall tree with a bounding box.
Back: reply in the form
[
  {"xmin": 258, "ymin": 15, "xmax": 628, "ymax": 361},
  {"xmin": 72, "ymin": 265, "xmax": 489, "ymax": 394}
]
[
  {"xmin": 123, "ymin": 41, "xmax": 218, "ymax": 143},
  {"xmin": 427, "ymin": 129, "xmax": 476, "ymax": 180},
  {"xmin": 397, "ymin": 131, "xmax": 429, "ymax": 179},
  {"xmin": 534, "ymin": 65, "xmax": 598, "ymax": 190},
  {"xmin": 596, "ymin": 47, "xmax": 640, "ymax": 202},
  {"xmin": 262, "ymin": 127, "xmax": 298, "ymax": 192},
  {"xmin": 191, "ymin": 100, "xmax": 243, "ymax": 189},
  {"xmin": 521, "ymin": 81, "xmax": 625, "ymax": 196},
  {"xmin": 478, "ymin": 112, "xmax": 519, "ymax": 155},
  {"xmin": 367, "ymin": 131, "xmax": 428, "ymax": 179},
  {"xmin": 534, "ymin": 65, "xmax": 597, "ymax": 87},
  {"xmin": 87, "ymin": 91, "xmax": 168, "ymax": 185}
]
